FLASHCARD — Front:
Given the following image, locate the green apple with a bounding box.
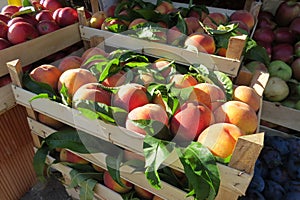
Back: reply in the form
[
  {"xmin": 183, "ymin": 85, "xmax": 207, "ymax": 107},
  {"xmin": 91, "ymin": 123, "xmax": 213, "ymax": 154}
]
[
  {"xmin": 295, "ymin": 100, "xmax": 300, "ymax": 110},
  {"xmin": 245, "ymin": 60, "xmax": 268, "ymax": 73},
  {"xmin": 268, "ymin": 60, "xmax": 292, "ymax": 81},
  {"xmin": 295, "ymin": 41, "xmax": 300, "ymax": 58},
  {"xmin": 281, "ymin": 99, "xmax": 296, "ymax": 108},
  {"xmin": 264, "ymin": 77, "xmax": 289, "ymax": 102}
]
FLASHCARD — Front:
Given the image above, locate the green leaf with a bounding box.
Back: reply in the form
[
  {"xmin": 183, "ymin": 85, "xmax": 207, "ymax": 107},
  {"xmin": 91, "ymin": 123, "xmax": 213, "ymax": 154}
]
[
  {"xmin": 22, "ymin": 0, "xmax": 32, "ymax": 7},
  {"xmin": 124, "ymin": 61, "xmax": 150, "ymax": 68},
  {"xmin": 69, "ymin": 169, "xmax": 100, "ymax": 189},
  {"xmin": 176, "ymin": 142, "xmax": 220, "ymax": 200},
  {"xmin": 33, "ymin": 143, "xmax": 49, "ymax": 181},
  {"xmin": 11, "ymin": 6, "xmax": 36, "ymax": 17},
  {"xmin": 64, "ymin": 162, "xmax": 97, "ymax": 173},
  {"xmin": 99, "ymin": 58, "xmax": 121, "ymax": 82},
  {"xmin": 175, "ymin": 12, "xmax": 188, "ymax": 35},
  {"xmin": 133, "ymin": 9, "xmax": 162, "ymax": 21},
  {"xmin": 29, "ymin": 93, "xmax": 55, "ymax": 102},
  {"xmin": 244, "ymin": 45, "xmax": 270, "ymax": 66},
  {"xmin": 211, "ymin": 71, "xmax": 233, "ymax": 101},
  {"xmin": 77, "ymin": 107, "xmax": 99, "ymax": 120},
  {"xmin": 143, "ymin": 135, "xmax": 175, "ymax": 189},
  {"xmin": 79, "ymin": 179, "xmax": 98, "ymax": 200},
  {"xmin": 59, "ymin": 83, "xmax": 71, "ymax": 106},
  {"xmin": 105, "ymin": 152, "xmax": 127, "ymax": 187}
]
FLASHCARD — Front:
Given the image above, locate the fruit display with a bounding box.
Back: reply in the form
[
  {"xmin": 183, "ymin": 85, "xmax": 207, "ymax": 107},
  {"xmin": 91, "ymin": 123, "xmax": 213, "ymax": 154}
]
[
  {"xmin": 0, "ymin": 0, "xmax": 80, "ymax": 50},
  {"xmin": 253, "ymin": 1, "xmax": 300, "ymax": 110},
  {"xmin": 85, "ymin": 0, "xmax": 257, "ymax": 59}
]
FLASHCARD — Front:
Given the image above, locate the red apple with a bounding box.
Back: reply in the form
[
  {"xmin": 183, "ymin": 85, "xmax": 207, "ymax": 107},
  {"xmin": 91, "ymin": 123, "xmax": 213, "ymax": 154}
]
[
  {"xmin": 289, "ymin": 17, "xmax": 300, "ymax": 35},
  {"xmin": 275, "ymin": 1, "xmax": 300, "ymax": 27},
  {"xmin": 253, "ymin": 27, "xmax": 275, "ymax": 44},
  {"xmin": 7, "ymin": 17, "xmax": 30, "ymax": 27},
  {"xmin": 272, "ymin": 43, "xmax": 294, "ymax": 64},
  {"xmin": 7, "ymin": 22, "xmax": 39, "ymax": 44},
  {"xmin": 106, "ymin": 5, "xmax": 116, "ymax": 17},
  {"xmin": 0, "ymin": 14, "xmax": 11, "ymax": 24},
  {"xmin": 274, "ymin": 27, "xmax": 296, "ymax": 44},
  {"xmin": 35, "ymin": 10, "xmax": 54, "ymax": 22},
  {"xmin": 54, "ymin": 7, "xmax": 78, "ymax": 27},
  {"xmin": 36, "ymin": 20, "xmax": 60, "ymax": 35},
  {"xmin": 0, "ymin": 20, "xmax": 8, "ymax": 38},
  {"xmin": 21, "ymin": 14, "xmax": 39, "ymax": 26},
  {"xmin": 1, "ymin": 5, "xmax": 19, "ymax": 16},
  {"xmin": 42, "ymin": 0, "xmax": 63, "ymax": 12},
  {"xmin": 295, "ymin": 41, "xmax": 300, "ymax": 58},
  {"xmin": 257, "ymin": 17, "xmax": 277, "ymax": 30},
  {"xmin": 0, "ymin": 38, "xmax": 12, "ymax": 50},
  {"xmin": 256, "ymin": 40, "xmax": 272, "ymax": 58}
]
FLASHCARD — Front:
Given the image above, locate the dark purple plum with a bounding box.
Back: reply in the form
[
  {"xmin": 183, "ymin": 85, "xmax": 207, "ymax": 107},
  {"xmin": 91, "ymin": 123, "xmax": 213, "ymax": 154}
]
[
  {"xmin": 283, "ymin": 192, "xmax": 300, "ymax": 200},
  {"xmin": 269, "ymin": 166, "xmax": 290, "ymax": 184},
  {"xmin": 249, "ymin": 174, "xmax": 265, "ymax": 192},
  {"xmin": 239, "ymin": 189, "xmax": 265, "ymax": 200},
  {"xmin": 264, "ymin": 135, "xmax": 290, "ymax": 156},
  {"xmin": 284, "ymin": 181, "xmax": 300, "ymax": 192},
  {"xmin": 260, "ymin": 146, "xmax": 282, "ymax": 169},
  {"xmin": 287, "ymin": 137, "xmax": 300, "ymax": 157},
  {"xmin": 287, "ymin": 154, "xmax": 300, "ymax": 180},
  {"xmin": 254, "ymin": 159, "xmax": 269, "ymax": 178},
  {"xmin": 263, "ymin": 180, "xmax": 286, "ymax": 200}
]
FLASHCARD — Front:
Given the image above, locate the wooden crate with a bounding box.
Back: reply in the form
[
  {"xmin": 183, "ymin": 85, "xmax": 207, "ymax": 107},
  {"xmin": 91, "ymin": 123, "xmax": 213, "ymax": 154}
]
[
  {"xmin": 7, "ymin": 53, "xmax": 268, "ymax": 199},
  {"xmin": 79, "ymin": 0, "xmax": 262, "ymax": 77}
]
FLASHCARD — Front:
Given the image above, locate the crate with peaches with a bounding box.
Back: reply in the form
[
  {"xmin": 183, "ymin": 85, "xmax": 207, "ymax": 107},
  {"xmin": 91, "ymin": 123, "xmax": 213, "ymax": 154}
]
[{"xmin": 6, "ymin": 23, "xmax": 269, "ymax": 199}]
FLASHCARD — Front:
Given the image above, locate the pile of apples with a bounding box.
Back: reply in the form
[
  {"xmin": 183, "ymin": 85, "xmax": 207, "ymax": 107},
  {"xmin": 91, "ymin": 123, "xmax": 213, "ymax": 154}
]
[
  {"xmin": 0, "ymin": 0, "xmax": 79, "ymax": 50},
  {"xmin": 253, "ymin": 1, "xmax": 300, "ymax": 109},
  {"xmin": 88, "ymin": 0, "xmax": 256, "ymax": 57}
]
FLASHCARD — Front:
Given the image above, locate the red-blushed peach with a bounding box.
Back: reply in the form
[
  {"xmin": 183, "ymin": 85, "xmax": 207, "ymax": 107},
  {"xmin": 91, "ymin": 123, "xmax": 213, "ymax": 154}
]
[
  {"xmin": 134, "ymin": 185, "xmax": 154, "ymax": 200},
  {"xmin": 92, "ymin": 163, "xmax": 105, "ymax": 172},
  {"xmin": 184, "ymin": 17, "xmax": 201, "ymax": 35},
  {"xmin": 29, "ymin": 64, "xmax": 62, "ymax": 91},
  {"xmin": 188, "ymin": 84, "xmax": 212, "ymax": 109},
  {"xmin": 72, "ymin": 83, "xmax": 111, "ymax": 106},
  {"xmin": 57, "ymin": 68, "xmax": 98, "ymax": 97},
  {"xmin": 188, "ymin": 9, "xmax": 208, "ymax": 21},
  {"xmin": 37, "ymin": 113, "xmax": 64, "ymax": 129},
  {"xmin": 81, "ymin": 47, "xmax": 109, "ymax": 62},
  {"xmin": 155, "ymin": 1, "xmax": 174, "ymax": 14},
  {"xmin": 103, "ymin": 170, "xmax": 133, "ymax": 193},
  {"xmin": 229, "ymin": 20, "xmax": 250, "ymax": 34},
  {"xmin": 214, "ymin": 100, "xmax": 258, "ymax": 134},
  {"xmin": 203, "ymin": 12, "xmax": 228, "ymax": 26},
  {"xmin": 170, "ymin": 102, "xmax": 215, "ymax": 142},
  {"xmin": 229, "ymin": 10, "xmax": 255, "ymax": 30},
  {"xmin": 168, "ymin": 74, "xmax": 198, "ymax": 88},
  {"xmin": 89, "ymin": 11, "xmax": 107, "ymax": 29},
  {"xmin": 59, "ymin": 148, "xmax": 89, "ymax": 164},
  {"xmin": 112, "ymin": 83, "xmax": 149, "ymax": 112},
  {"xmin": 58, "ymin": 55, "xmax": 83, "ymax": 72},
  {"xmin": 167, "ymin": 26, "xmax": 186, "ymax": 46},
  {"xmin": 189, "ymin": 83, "xmax": 227, "ymax": 111},
  {"xmin": 152, "ymin": 195, "xmax": 164, "ymax": 200},
  {"xmin": 133, "ymin": 71, "xmax": 154, "ymax": 87},
  {"xmin": 233, "ymin": 85, "xmax": 261, "ymax": 112},
  {"xmin": 197, "ymin": 123, "xmax": 245, "ymax": 158},
  {"xmin": 152, "ymin": 92, "xmax": 167, "ymax": 111},
  {"xmin": 123, "ymin": 149, "xmax": 145, "ymax": 162},
  {"xmin": 102, "ymin": 70, "xmax": 126, "ymax": 87},
  {"xmin": 125, "ymin": 103, "xmax": 169, "ymax": 136},
  {"xmin": 151, "ymin": 60, "xmax": 173, "ymax": 78},
  {"xmin": 128, "ymin": 18, "xmax": 148, "ymax": 29},
  {"xmin": 184, "ymin": 33, "xmax": 216, "ymax": 54}
]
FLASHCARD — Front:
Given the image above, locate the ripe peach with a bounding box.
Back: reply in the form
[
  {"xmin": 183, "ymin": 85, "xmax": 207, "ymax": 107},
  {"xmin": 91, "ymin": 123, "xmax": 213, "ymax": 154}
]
[
  {"xmin": 188, "ymin": 9, "xmax": 208, "ymax": 21},
  {"xmin": 230, "ymin": 10, "xmax": 255, "ymax": 30},
  {"xmin": 188, "ymin": 84, "xmax": 212, "ymax": 109},
  {"xmin": 171, "ymin": 102, "xmax": 215, "ymax": 142},
  {"xmin": 168, "ymin": 74, "xmax": 198, "ymax": 88},
  {"xmin": 184, "ymin": 17, "xmax": 201, "ymax": 35},
  {"xmin": 103, "ymin": 171, "xmax": 133, "ymax": 193},
  {"xmin": 167, "ymin": 26, "xmax": 186, "ymax": 46},
  {"xmin": 101, "ymin": 17, "xmax": 128, "ymax": 32},
  {"xmin": 152, "ymin": 195, "xmax": 164, "ymax": 200},
  {"xmin": 57, "ymin": 68, "xmax": 98, "ymax": 97},
  {"xmin": 214, "ymin": 100, "xmax": 258, "ymax": 134},
  {"xmin": 125, "ymin": 103, "xmax": 169, "ymax": 136},
  {"xmin": 184, "ymin": 33, "xmax": 216, "ymax": 54},
  {"xmin": 133, "ymin": 71, "xmax": 154, "ymax": 87},
  {"xmin": 203, "ymin": 12, "xmax": 228, "ymax": 26},
  {"xmin": 89, "ymin": 11, "xmax": 107, "ymax": 29},
  {"xmin": 30, "ymin": 64, "xmax": 62, "ymax": 91},
  {"xmin": 189, "ymin": 83, "xmax": 226, "ymax": 111},
  {"xmin": 233, "ymin": 85, "xmax": 261, "ymax": 112},
  {"xmin": 58, "ymin": 56, "xmax": 83, "ymax": 72},
  {"xmin": 128, "ymin": 18, "xmax": 148, "ymax": 29},
  {"xmin": 197, "ymin": 123, "xmax": 245, "ymax": 158},
  {"xmin": 81, "ymin": 47, "xmax": 108, "ymax": 62},
  {"xmin": 59, "ymin": 148, "xmax": 89, "ymax": 164},
  {"xmin": 112, "ymin": 83, "xmax": 149, "ymax": 112},
  {"xmin": 134, "ymin": 185, "xmax": 154, "ymax": 200},
  {"xmin": 229, "ymin": 20, "xmax": 250, "ymax": 34},
  {"xmin": 106, "ymin": 5, "xmax": 116, "ymax": 17},
  {"xmin": 72, "ymin": 83, "xmax": 111, "ymax": 106},
  {"xmin": 37, "ymin": 113, "xmax": 64, "ymax": 129},
  {"xmin": 92, "ymin": 163, "xmax": 105, "ymax": 172},
  {"xmin": 102, "ymin": 70, "xmax": 126, "ymax": 87},
  {"xmin": 155, "ymin": 1, "xmax": 174, "ymax": 14},
  {"xmin": 151, "ymin": 60, "xmax": 173, "ymax": 78},
  {"xmin": 123, "ymin": 149, "xmax": 144, "ymax": 162}
]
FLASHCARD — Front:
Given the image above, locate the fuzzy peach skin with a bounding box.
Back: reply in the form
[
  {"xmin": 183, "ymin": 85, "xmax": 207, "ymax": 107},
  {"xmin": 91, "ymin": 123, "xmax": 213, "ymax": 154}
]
[
  {"xmin": 58, "ymin": 55, "xmax": 83, "ymax": 72},
  {"xmin": 59, "ymin": 148, "xmax": 89, "ymax": 164},
  {"xmin": 103, "ymin": 171, "xmax": 133, "ymax": 193},
  {"xmin": 125, "ymin": 103, "xmax": 169, "ymax": 136},
  {"xmin": 197, "ymin": 123, "xmax": 245, "ymax": 158},
  {"xmin": 233, "ymin": 85, "xmax": 261, "ymax": 112},
  {"xmin": 171, "ymin": 101, "xmax": 215, "ymax": 143},
  {"xmin": 214, "ymin": 100, "xmax": 258, "ymax": 134}
]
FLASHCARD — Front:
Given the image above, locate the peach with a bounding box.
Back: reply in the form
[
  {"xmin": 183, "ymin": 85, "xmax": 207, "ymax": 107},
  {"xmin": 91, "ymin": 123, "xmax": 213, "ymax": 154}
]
[
  {"xmin": 128, "ymin": 18, "xmax": 148, "ymax": 29},
  {"xmin": 168, "ymin": 74, "xmax": 198, "ymax": 88},
  {"xmin": 133, "ymin": 71, "xmax": 154, "ymax": 87},
  {"xmin": 112, "ymin": 83, "xmax": 149, "ymax": 112},
  {"xmin": 151, "ymin": 60, "xmax": 173, "ymax": 78},
  {"xmin": 101, "ymin": 17, "xmax": 128, "ymax": 32},
  {"xmin": 89, "ymin": 11, "xmax": 107, "ymax": 29},
  {"xmin": 57, "ymin": 68, "xmax": 98, "ymax": 97},
  {"xmin": 188, "ymin": 84, "xmax": 212, "ymax": 109},
  {"xmin": 188, "ymin": 9, "xmax": 208, "ymax": 21},
  {"xmin": 81, "ymin": 47, "xmax": 108, "ymax": 62},
  {"xmin": 92, "ymin": 163, "xmax": 105, "ymax": 172},
  {"xmin": 189, "ymin": 83, "xmax": 226, "ymax": 111},
  {"xmin": 197, "ymin": 123, "xmax": 245, "ymax": 158},
  {"xmin": 152, "ymin": 92, "xmax": 167, "ymax": 111},
  {"xmin": 30, "ymin": 64, "xmax": 62, "ymax": 91},
  {"xmin": 155, "ymin": 1, "xmax": 174, "ymax": 14},
  {"xmin": 167, "ymin": 26, "xmax": 186, "ymax": 46},
  {"xmin": 59, "ymin": 148, "xmax": 89, "ymax": 164},
  {"xmin": 204, "ymin": 12, "xmax": 228, "ymax": 26},
  {"xmin": 123, "ymin": 149, "xmax": 144, "ymax": 162},
  {"xmin": 37, "ymin": 113, "xmax": 64, "ymax": 129},
  {"xmin": 184, "ymin": 17, "xmax": 201, "ymax": 35},
  {"xmin": 229, "ymin": 20, "xmax": 250, "ymax": 34},
  {"xmin": 170, "ymin": 102, "xmax": 215, "ymax": 142},
  {"xmin": 184, "ymin": 33, "xmax": 216, "ymax": 54},
  {"xmin": 72, "ymin": 83, "xmax": 111, "ymax": 106},
  {"xmin": 134, "ymin": 185, "xmax": 154, "ymax": 200},
  {"xmin": 229, "ymin": 10, "xmax": 255, "ymax": 30},
  {"xmin": 102, "ymin": 70, "xmax": 126, "ymax": 87},
  {"xmin": 103, "ymin": 171, "xmax": 133, "ymax": 193},
  {"xmin": 125, "ymin": 103, "xmax": 169, "ymax": 136},
  {"xmin": 214, "ymin": 100, "xmax": 258, "ymax": 134},
  {"xmin": 58, "ymin": 55, "xmax": 83, "ymax": 72},
  {"xmin": 152, "ymin": 195, "xmax": 164, "ymax": 200},
  {"xmin": 233, "ymin": 85, "xmax": 261, "ymax": 112}
]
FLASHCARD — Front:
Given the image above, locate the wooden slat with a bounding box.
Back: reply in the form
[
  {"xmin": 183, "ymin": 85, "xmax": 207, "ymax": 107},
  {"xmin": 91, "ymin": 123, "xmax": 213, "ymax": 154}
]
[{"xmin": 0, "ymin": 84, "xmax": 16, "ymax": 114}]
